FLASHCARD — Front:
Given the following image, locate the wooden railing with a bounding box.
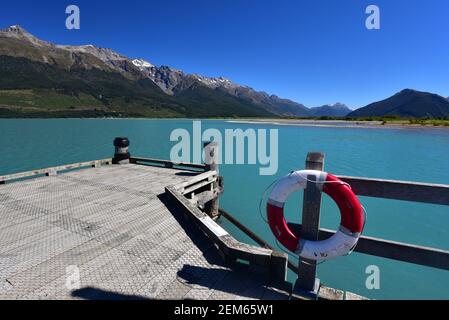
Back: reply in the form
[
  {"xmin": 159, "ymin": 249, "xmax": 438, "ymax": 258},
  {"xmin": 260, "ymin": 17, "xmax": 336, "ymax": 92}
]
[
  {"xmin": 130, "ymin": 157, "xmax": 207, "ymax": 171},
  {"xmin": 337, "ymin": 175, "xmax": 449, "ymax": 206},
  {"xmin": 165, "ymin": 169, "xmax": 289, "ymax": 283},
  {"xmin": 175, "ymin": 170, "xmax": 223, "ymax": 210},
  {"xmin": 221, "ymin": 152, "xmax": 449, "ymax": 296},
  {"xmin": 0, "ymin": 158, "xmax": 113, "ymax": 184}
]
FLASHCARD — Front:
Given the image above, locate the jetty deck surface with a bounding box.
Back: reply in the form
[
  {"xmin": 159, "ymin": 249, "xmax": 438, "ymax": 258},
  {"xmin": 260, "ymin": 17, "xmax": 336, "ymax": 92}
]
[{"xmin": 0, "ymin": 164, "xmax": 288, "ymax": 300}]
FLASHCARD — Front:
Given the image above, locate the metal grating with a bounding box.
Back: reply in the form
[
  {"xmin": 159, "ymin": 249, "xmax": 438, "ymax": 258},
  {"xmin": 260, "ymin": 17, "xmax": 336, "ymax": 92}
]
[{"xmin": 0, "ymin": 164, "xmax": 289, "ymax": 300}]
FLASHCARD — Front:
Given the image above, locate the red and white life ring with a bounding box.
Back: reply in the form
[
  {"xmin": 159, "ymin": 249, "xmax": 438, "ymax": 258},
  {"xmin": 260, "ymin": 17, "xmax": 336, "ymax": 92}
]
[{"xmin": 266, "ymin": 170, "xmax": 364, "ymax": 260}]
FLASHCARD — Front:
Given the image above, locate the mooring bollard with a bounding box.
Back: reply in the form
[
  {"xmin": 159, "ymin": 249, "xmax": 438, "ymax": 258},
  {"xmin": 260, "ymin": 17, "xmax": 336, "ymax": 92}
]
[
  {"xmin": 113, "ymin": 137, "xmax": 131, "ymax": 164},
  {"xmin": 204, "ymin": 141, "xmax": 220, "ymax": 219}
]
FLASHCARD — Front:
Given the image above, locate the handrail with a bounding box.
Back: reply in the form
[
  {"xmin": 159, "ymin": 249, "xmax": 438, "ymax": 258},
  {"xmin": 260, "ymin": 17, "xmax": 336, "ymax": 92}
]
[
  {"xmin": 175, "ymin": 171, "xmax": 218, "ymax": 191},
  {"xmin": 130, "ymin": 156, "xmax": 206, "ymax": 171},
  {"xmin": 218, "ymin": 165, "xmax": 449, "ymax": 278},
  {"xmin": 337, "ymin": 175, "xmax": 449, "ymax": 206},
  {"xmin": 222, "ymin": 209, "xmax": 449, "ymax": 272},
  {"xmin": 288, "ymin": 223, "xmax": 449, "ymax": 271}
]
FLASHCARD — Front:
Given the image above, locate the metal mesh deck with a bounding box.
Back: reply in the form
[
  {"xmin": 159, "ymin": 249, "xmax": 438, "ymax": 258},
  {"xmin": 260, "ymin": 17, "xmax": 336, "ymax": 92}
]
[{"xmin": 0, "ymin": 164, "xmax": 289, "ymax": 300}]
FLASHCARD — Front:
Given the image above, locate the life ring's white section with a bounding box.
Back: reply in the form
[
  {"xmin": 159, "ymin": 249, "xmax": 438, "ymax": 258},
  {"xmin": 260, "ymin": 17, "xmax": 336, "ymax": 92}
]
[
  {"xmin": 268, "ymin": 170, "xmax": 327, "ymax": 207},
  {"xmin": 296, "ymin": 229, "xmax": 358, "ymax": 260}
]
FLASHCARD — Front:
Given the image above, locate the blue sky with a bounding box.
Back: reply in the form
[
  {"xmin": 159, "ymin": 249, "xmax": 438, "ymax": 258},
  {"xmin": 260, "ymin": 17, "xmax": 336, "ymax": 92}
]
[{"xmin": 2, "ymin": 0, "xmax": 449, "ymax": 108}]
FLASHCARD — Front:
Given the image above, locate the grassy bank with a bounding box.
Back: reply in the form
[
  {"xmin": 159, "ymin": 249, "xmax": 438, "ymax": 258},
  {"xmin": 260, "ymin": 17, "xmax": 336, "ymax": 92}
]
[
  {"xmin": 1, "ymin": 96, "xmax": 449, "ymax": 127},
  {"xmin": 280, "ymin": 115, "xmax": 449, "ymax": 127},
  {"xmin": 345, "ymin": 116, "xmax": 449, "ymax": 127}
]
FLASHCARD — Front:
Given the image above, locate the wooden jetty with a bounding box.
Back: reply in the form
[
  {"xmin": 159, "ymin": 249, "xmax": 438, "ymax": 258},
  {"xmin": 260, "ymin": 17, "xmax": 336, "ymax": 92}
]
[
  {"xmin": 0, "ymin": 142, "xmax": 291, "ymax": 300},
  {"xmin": 0, "ymin": 139, "xmax": 449, "ymax": 300}
]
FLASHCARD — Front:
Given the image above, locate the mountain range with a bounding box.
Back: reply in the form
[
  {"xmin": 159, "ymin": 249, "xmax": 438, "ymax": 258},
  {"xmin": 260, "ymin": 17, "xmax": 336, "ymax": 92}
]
[
  {"xmin": 0, "ymin": 25, "xmax": 317, "ymax": 118},
  {"xmin": 0, "ymin": 25, "xmax": 448, "ymax": 119}
]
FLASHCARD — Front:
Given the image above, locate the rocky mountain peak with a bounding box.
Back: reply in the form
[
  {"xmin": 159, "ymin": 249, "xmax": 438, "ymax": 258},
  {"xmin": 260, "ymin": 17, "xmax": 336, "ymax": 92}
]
[
  {"xmin": 3, "ymin": 25, "xmax": 29, "ymax": 35},
  {"xmin": 0, "ymin": 24, "xmax": 335, "ymax": 117},
  {"xmin": 310, "ymin": 103, "xmax": 352, "ymax": 117},
  {"xmin": 1, "ymin": 25, "xmax": 48, "ymax": 47},
  {"xmin": 131, "ymin": 58, "xmax": 154, "ymax": 69}
]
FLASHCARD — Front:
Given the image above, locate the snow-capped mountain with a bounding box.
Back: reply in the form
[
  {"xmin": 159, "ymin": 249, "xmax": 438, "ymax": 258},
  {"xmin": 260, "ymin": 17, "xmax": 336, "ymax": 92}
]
[{"xmin": 131, "ymin": 58, "xmax": 154, "ymax": 69}]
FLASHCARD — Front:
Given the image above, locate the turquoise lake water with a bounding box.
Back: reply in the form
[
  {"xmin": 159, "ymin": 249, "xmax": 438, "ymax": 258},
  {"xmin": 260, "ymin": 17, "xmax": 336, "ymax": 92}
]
[{"xmin": 1, "ymin": 119, "xmax": 448, "ymax": 299}]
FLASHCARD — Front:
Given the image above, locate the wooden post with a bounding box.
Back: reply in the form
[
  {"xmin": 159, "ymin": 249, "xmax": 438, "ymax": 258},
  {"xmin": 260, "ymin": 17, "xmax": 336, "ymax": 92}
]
[
  {"xmin": 45, "ymin": 168, "xmax": 57, "ymax": 177},
  {"xmin": 295, "ymin": 152, "xmax": 325, "ymax": 296},
  {"xmin": 204, "ymin": 141, "xmax": 220, "ymax": 219},
  {"xmin": 93, "ymin": 161, "xmax": 102, "ymax": 168}
]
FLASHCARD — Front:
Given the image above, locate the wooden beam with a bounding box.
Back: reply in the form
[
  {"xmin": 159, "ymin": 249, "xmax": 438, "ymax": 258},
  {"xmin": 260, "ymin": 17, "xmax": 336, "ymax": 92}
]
[
  {"xmin": 183, "ymin": 179, "xmax": 215, "ymax": 195},
  {"xmin": 337, "ymin": 175, "xmax": 449, "ymax": 206},
  {"xmin": 130, "ymin": 157, "xmax": 206, "ymax": 171},
  {"xmin": 288, "ymin": 223, "xmax": 449, "ymax": 271},
  {"xmin": 0, "ymin": 159, "xmax": 113, "ymax": 184},
  {"xmin": 175, "ymin": 171, "xmax": 217, "ymax": 191},
  {"xmin": 191, "ymin": 190, "xmax": 219, "ymax": 207}
]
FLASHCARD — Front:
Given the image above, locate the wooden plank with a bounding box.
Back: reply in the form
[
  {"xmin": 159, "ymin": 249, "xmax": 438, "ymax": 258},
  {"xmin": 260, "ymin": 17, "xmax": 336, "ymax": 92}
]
[
  {"xmin": 183, "ymin": 179, "xmax": 214, "ymax": 195},
  {"xmin": 318, "ymin": 286, "xmax": 344, "ymax": 300},
  {"xmin": 261, "ymin": 280, "xmax": 292, "ymax": 300},
  {"xmin": 345, "ymin": 291, "xmax": 369, "ymax": 300},
  {"xmin": 337, "ymin": 175, "xmax": 449, "ymax": 206},
  {"xmin": 175, "ymin": 170, "xmax": 217, "ymax": 190},
  {"xmin": 0, "ymin": 158, "xmax": 113, "ymax": 183},
  {"xmin": 130, "ymin": 157, "xmax": 206, "ymax": 170},
  {"xmin": 288, "ymin": 223, "xmax": 449, "ymax": 271},
  {"xmin": 192, "ymin": 190, "xmax": 217, "ymax": 207},
  {"xmin": 296, "ymin": 152, "xmax": 324, "ymax": 292}
]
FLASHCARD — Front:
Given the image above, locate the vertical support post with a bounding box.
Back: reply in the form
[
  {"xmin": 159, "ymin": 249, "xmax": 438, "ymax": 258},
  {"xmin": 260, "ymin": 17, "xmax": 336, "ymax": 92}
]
[
  {"xmin": 93, "ymin": 161, "xmax": 102, "ymax": 168},
  {"xmin": 295, "ymin": 152, "xmax": 325, "ymax": 297},
  {"xmin": 204, "ymin": 141, "xmax": 220, "ymax": 219},
  {"xmin": 45, "ymin": 168, "xmax": 57, "ymax": 177}
]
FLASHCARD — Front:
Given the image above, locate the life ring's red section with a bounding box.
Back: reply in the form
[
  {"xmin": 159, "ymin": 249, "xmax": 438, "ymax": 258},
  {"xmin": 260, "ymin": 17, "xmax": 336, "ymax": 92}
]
[
  {"xmin": 323, "ymin": 174, "xmax": 364, "ymax": 233},
  {"xmin": 266, "ymin": 173, "xmax": 364, "ymax": 253},
  {"xmin": 267, "ymin": 203, "xmax": 299, "ymax": 252}
]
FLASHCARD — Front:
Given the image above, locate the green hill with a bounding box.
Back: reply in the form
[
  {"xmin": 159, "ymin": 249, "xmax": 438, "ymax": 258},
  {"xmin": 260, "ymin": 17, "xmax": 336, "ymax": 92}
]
[
  {"xmin": 0, "ymin": 56, "xmax": 274, "ymax": 118},
  {"xmin": 348, "ymin": 89, "xmax": 449, "ymax": 118}
]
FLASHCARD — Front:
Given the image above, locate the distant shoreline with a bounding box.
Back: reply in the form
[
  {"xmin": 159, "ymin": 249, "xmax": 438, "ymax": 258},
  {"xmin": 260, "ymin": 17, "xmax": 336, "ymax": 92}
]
[
  {"xmin": 226, "ymin": 119, "xmax": 449, "ymax": 130},
  {"xmin": 1, "ymin": 117, "xmax": 448, "ymax": 130}
]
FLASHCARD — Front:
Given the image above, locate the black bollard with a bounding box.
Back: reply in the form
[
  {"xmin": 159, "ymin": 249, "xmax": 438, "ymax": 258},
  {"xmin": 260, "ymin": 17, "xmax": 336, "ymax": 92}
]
[{"xmin": 113, "ymin": 137, "xmax": 130, "ymax": 164}]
